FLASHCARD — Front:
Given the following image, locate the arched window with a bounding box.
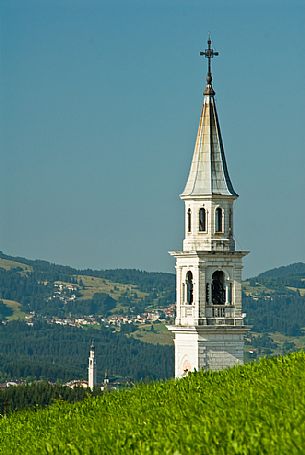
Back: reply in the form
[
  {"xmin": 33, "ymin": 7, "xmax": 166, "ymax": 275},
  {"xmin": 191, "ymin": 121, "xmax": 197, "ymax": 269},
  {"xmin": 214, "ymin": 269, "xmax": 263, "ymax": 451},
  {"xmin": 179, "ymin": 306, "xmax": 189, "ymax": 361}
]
[
  {"xmin": 212, "ymin": 271, "xmax": 225, "ymax": 305},
  {"xmin": 187, "ymin": 209, "xmax": 191, "ymax": 233},
  {"xmin": 199, "ymin": 208, "xmax": 206, "ymax": 232},
  {"xmin": 215, "ymin": 207, "xmax": 223, "ymax": 233},
  {"xmin": 186, "ymin": 271, "xmax": 193, "ymax": 305}
]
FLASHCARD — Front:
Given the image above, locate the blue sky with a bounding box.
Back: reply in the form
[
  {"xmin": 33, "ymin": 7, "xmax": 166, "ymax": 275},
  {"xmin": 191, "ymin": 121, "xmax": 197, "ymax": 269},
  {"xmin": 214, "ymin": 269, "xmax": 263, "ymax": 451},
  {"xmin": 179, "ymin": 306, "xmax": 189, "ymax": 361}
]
[{"xmin": 0, "ymin": 0, "xmax": 304, "ymax": 277}]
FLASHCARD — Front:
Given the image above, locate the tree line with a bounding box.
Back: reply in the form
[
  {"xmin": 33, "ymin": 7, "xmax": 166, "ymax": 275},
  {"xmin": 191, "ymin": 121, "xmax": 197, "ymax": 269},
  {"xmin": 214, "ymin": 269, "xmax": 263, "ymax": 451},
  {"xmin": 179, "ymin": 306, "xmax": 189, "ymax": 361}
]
[
  {"xmin": 0, "ymin": 381, "xmax": 103, "ymax": 416},
  {"xmin": 0, "ymin": 321, "xmax": 174, "ymax": 383},
  {"xmin": 244, "ymin": 292, "xmax": 305, "ymax": 336}
]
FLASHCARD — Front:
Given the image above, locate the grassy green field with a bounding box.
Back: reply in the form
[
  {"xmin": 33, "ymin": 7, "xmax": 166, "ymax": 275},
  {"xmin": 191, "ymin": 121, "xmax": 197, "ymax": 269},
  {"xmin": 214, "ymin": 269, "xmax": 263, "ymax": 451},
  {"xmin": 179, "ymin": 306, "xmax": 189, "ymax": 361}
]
[
  {"xmin": 2, "ymin": 299, "xmax": 27, "ymax": 320},
  {"xmin": 0, "ymin": 257, "xmax": 32, "ymax": 273},
  {"xmin": 243, "ymin": 279, "xmax": 305, "ymax": 298},
  {"xmin": 287, "ymin": 286, "xmax": 305, "ymax": 296},
  {"xmin": 242, "ymin": 280, "xmax": 274, "ymax": 296},
  {"xmin": 0, "ymin": 352, "xmax": 304, "ymax": 454},
  {"xmin": 130, "ymin": 322, "xmax": 174, "ymax": 345},
  {"xmin": 271, "ymin": 331, "xmax": 305, "ymax": 349},
  {"xmin": 75, "ymin": 274, "xmax": 147, "ymax": 302}
]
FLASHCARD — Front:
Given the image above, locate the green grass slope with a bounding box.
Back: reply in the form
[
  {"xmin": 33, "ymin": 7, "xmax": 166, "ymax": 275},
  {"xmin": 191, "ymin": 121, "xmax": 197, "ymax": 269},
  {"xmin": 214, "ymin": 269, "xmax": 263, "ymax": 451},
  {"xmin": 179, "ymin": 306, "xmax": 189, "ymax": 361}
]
[{"xmin": 1, "ymin": 353, "xmax": 305, "ymax": 454}]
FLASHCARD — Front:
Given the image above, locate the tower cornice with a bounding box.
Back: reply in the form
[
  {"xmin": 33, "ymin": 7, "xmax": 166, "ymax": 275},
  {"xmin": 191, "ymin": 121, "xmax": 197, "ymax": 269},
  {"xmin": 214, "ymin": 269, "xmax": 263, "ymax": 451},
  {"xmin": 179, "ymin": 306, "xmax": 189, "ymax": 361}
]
[
  {"xmin": 169, "ymin": 250, "xmax": 249, "ymax": 259},
  {"xmin": 180, "ymin": 193, "xmax": 237, "ymax": 201},
  {"xmin": 167, "ymin": 325, "xmax": 249, "ymax": 335}
]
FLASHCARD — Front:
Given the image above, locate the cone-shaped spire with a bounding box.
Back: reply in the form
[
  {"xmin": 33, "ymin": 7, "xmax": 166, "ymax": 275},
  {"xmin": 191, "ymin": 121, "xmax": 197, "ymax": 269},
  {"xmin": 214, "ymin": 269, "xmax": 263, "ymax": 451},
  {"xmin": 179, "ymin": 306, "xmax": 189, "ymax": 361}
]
[{"xmin": 181, "ymin": 38, "xmax": 237, "ymax": 198}]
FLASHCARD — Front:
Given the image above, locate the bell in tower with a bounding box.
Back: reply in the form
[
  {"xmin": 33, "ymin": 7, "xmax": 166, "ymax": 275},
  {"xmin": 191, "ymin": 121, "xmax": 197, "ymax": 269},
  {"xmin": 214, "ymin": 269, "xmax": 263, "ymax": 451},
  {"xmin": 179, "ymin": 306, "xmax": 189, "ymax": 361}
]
[{"xmin": 167, "ymin": 37, "xmax": 249, "ymax": 378}]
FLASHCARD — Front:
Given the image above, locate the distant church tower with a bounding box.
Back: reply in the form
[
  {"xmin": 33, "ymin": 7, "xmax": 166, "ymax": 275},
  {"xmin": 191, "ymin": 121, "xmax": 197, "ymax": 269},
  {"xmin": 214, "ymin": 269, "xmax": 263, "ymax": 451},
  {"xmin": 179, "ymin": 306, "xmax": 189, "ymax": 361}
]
[
  {"xmin": 88, "ymin": 341, "xmax": 96, "ymax": 390},
  {"xmin": 168, "ymin": 38, "xmax": 249, "ymax": 378}
]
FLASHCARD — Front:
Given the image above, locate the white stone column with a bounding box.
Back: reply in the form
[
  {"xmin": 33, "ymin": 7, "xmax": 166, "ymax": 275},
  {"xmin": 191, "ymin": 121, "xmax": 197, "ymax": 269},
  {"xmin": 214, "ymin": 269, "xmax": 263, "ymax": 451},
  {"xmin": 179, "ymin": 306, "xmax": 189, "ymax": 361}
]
[
  {"xmin": 199, "ymin": 266, "xmax": 206, "ymax": 319},
  {"xmin": 193, "ymin": 264, "xmax": 199, "ymax": 324},
  {"xmin": 225, "ymin": 283, "xmax": 229, "ymax": 304},
  {"xmin": 233, "ymin": 265, "xmax": 243, "ymax": 313},
  {"xmin": 175, "ymin": 265, "xmax": 182, "ymax": 324}
]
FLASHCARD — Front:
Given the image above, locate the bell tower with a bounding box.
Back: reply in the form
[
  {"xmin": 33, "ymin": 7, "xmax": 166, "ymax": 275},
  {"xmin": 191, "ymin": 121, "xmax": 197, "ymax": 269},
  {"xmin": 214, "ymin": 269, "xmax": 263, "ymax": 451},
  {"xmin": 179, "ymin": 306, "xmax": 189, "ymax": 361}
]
[
  {"xmin": 88, "ymin": 340, "xmax": 97, "ymax": 390},
  {"xmin": 168, "ymin": 38, "xmax": 249, "ymax": 378}
]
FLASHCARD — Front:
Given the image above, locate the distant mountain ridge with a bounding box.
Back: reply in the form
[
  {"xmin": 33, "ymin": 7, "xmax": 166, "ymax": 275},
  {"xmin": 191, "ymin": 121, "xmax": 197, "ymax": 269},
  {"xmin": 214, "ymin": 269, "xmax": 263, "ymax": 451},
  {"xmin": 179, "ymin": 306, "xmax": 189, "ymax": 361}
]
[
  {"xmin": 1, "ymin": 249, "xmax": 304, "ymax": 288},
  {"xmin": 243, "ymin": 262, "xmax": 305, "ymax": 337},
  {"xmin": 255, "ymin": 262, "xmax": 305, "ymax": 278},
  {"xmin": 249, "ymin": 262, "xmax": 305, "ymax": 286},
  {"xmin": 0, "ymin": 250, "xmax": 305, "ymax": 336},
  {"xmin": 0, "ymin": 250, "xmax": 175, "ymax": 319}
]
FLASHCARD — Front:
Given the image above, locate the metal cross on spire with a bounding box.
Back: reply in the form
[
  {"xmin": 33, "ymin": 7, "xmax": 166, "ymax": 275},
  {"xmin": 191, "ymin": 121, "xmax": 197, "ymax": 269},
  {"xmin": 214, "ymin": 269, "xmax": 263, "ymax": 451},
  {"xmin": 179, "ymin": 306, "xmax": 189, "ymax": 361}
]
[{"xmin": 200, "ymin": 36, "xmax": 219, "ymax": 94}]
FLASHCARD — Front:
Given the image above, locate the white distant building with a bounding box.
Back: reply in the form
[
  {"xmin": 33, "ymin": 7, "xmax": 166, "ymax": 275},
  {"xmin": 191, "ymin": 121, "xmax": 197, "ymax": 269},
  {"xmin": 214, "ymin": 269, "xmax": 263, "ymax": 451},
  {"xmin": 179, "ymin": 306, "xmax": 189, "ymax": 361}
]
[
  {"xmin": 167, "ymin": 38, "xmax": 249, "ymax": 378},
  {"xmin": 100, "ymin": 371, "xmax": 110, "ymax": 391},
  {"xmin": 65, "ymin": 379, "xmax": 89, "ymax": 389},
  {"xmin": 88, "ymin": 341, "xmax": 97, "ymax": 390}
]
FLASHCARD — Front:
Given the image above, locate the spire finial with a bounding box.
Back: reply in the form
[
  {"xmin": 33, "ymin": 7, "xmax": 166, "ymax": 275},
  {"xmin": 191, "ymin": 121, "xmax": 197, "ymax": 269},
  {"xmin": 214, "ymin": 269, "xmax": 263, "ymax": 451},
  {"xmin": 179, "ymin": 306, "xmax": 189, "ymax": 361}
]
[{"xmin": 200, "ymin": 35, "xmax": 219, "ymax": 95}]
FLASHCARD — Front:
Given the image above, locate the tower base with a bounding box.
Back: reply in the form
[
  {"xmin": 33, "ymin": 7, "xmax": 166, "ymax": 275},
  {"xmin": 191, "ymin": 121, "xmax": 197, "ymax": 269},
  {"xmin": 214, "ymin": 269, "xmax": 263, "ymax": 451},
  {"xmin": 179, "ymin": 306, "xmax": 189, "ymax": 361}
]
[{"xmin": 167, "ymin": 325, "xmax": 248, "ymax": 378}]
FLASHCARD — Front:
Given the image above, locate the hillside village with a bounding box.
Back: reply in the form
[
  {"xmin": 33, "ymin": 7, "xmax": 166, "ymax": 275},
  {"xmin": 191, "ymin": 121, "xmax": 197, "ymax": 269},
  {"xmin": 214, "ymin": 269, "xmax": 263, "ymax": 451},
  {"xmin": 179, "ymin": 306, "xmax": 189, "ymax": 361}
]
[{"xmin": 21, "ymin": 279, "xmax": 175, "ymax": 328}]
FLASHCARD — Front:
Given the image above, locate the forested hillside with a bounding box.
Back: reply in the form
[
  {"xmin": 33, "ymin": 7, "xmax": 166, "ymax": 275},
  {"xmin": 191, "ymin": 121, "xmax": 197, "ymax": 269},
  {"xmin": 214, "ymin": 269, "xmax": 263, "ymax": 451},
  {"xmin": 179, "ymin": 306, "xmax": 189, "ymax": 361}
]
[
  {"xmin": 0, "ymin": 321, "xmax": 174, "ymax": 382},
  {"xmin": 244, "ymin": 262, "xmax": 305, "ymax": 335},
  {"xmin": 249, "ymin": 262, "xmax": 305, "ymax": 288},
  {"xmin": 0, "ymin": 250, "xmax": 304, "ymax": 336},
  {"xmin": 1, "ymin": 250, "xmax": 304, "ymax": 324},
  {"xmin": 1, "ymin": 353, "xmax": 304, "ymax": 454},
  {"xmin": 0, "ymin": 251, "xmax": 175, "ymax": 318}
]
